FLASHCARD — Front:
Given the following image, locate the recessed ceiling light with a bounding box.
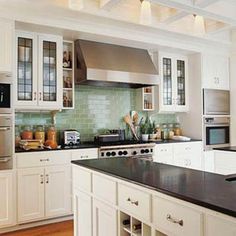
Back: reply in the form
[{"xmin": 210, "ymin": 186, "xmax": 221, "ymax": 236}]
[
  {"xmin": 140, "ymin": 0, "xmax": 152, "ymax": 25},
  {"xmin": 193, "ymin": 14, "xmax": 206, "ymax": 36}
]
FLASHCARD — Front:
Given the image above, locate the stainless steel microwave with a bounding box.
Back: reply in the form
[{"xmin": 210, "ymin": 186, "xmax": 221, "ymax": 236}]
[{"xmin": 203, "ymin": 89, "xmax": 230, "ymax": 115}]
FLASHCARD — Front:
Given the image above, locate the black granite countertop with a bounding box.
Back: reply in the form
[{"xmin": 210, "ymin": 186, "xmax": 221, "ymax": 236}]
[
  {"xmin": 71, "ymin": 158, "xmax": 236, "ymax": 218},
  {"xmin": 214, "ymin": 146, "xmax": 236, "ymax": 152},
  {"xmin": 15, "ymin": 139, "xmax": 202, "ymax": 153}
]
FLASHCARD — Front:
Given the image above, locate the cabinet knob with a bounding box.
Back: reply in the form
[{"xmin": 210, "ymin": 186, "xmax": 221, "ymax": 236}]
[
  {"xmin": 127, "ymin": 197, "xmax": 139, "ymax": 206},
  {"xmin": 39, "ymin": 92, "xmax": 42, "ymax": 101},
  {"xmin": 45, "ymin": 174, "xmax": 49, "ymax": 184},
  {"xmin": 34, "ymin": 92, "xmax": 37, "ymax": 101},
  {"xmin": 40, "ymin": 174, "xmax": 44, "ymax": 184}
]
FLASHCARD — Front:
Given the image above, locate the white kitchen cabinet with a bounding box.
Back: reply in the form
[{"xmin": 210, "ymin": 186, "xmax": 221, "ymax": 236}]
[
  {"xmin": 74, "ymin": 190, "xmax": 92, "ymax": 236},
  {"xmin": 17, "ymin": 167, "xmax": 45, "ymax": 223},
  {"xmin": 0, "ymin": 171, "xmax": 15, "ymax": 228},
  {"xmin": 15, "ymin": 31, "xmax": 62, "ymax": 110},
  {"xmin": 203, "ymin": 151, "xmax": 215, "ymax": 173},
  {"xmin": 71, "ymin": 148, "xmax": 98, "ymax": 161},
  {"xmin": 173, "ymin": 142, "xmax": 202, "ymax": 170},
  {"xmin": 93, "ymin": 199, "xmax": 117, "ymax": 236},
  {"xmin": 214, "ymin": 151, "xmax": 236, "ymax": 175},
  {"xmin": 153, "ymin": 142, "xmax": 202, "ymax": 170},
  {"xmin": 159, "ymin": 52, "xmax": 188, "ymax": 112},
  {"xmin": 202, "ymin": 54, "xmax": 229, "ymax": 90},
  {"xmin": 45, "ymin": 166, "xmax": 71, "ymax": 218},
  {"xmin": 205, "ymin": 213, "xmax": 236, "ymax": 236},
  {"xmin": 18, "ymin": 165, "xmax": 71, "ymax": 223},
  {"xmin": 0, "ymin": 18, "xmax": 14, "ymax": 73},
  {"xmin": 153, "ymin": 143, "xmax": 173, "ymax": 165}
]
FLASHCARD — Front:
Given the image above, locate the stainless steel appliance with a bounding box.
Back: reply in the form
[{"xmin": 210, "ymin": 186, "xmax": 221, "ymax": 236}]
[
  {"xmin": 95, "ymin": 129, "xmax": 125, "ymax": 143},
  {"xmin": 203, "ymin": 117, "xmax": 230, "ymax": 150},
  {"xmin": 0, "ymin": 73, "xmax": 12, "ymax": 114},
  {"xmin": 99, "ymin": 141, "xmax": 155, "ymax": 160},
  {"xmin": 63, "ymin": 130, "xmax": 80, "ymax": 147},
  {"xmin": 203, "ymin": 89, "xmax": 230, "ymax": 115},
  {"xmin": 75, "ymin": 40, "xmax": 159, "ymax": 88},
  {"xmin": 0, "ymin": 116, "xmax": 13, "ymax": 170}
]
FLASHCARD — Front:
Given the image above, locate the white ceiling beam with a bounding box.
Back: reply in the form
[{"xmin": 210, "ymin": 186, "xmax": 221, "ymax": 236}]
[
  {"xmin": 152, "ymin": 0, "xmax": 236, "ymax": 25},
  {"xmin": 162, "ymin": 0, "xmax": 221, "ymax": 24},
  {"xmin": 100, "ymin": 0, "xmax": 121, "ymax": 10}
]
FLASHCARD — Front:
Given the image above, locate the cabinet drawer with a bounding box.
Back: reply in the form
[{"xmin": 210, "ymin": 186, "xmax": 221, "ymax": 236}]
[
  {"xmin": 93, "ymin": 174, "xmax": 117, "ymax": 205},
  {"xmin": 155, "ymin": 144, "xmax": 173, "ymax": 156},
  {"xmin": 71, "ymin": 148, "xmax": 98, "ymax": 161},
  {"xmin": 16, "ymin": 151, "xmax": 71, "ymax": 168},
  {"xmin": 173, "ymin": 142, "xmax": 202, "ymax": 155},
  {"xmin": 153, "ymin": 196, "xmax": 203, "ymax": 236},
  {"xmin": 73, "ymin": 166, "xmax": 92, "ymax": 193},
  {"xmin": 118, "ymin": 183, "xmax": 151, "ymax": 222}
]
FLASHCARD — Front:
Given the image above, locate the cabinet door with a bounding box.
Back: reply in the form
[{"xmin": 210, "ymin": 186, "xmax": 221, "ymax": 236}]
[
  {"xmin": 175, "ymin": 57, "xmax": 188, "ymax": 112},
  {"xmin": 74, "ymin": 190, "xmax": 92, "ymax": 236},
  {"xmin": 38, "ymin": 34, "xmax": 62, "ymax": 109},
  {"xmin": 93, "ymin": 199, "xmax": 117, "ymax": 236},
  {"xmin": 216, "ymin": 56, "xmax": 229, "ymax": 90},
  {"xmin": 18, "ymin": 167, "xmax": 45, "ymax": 223},
  {"xmin": 15, "ymin": 31, "xmax": 38, "ymax": 107},
  {"xmin": 0, "ymin": 171, "xmax": 14, "ymax": 228},
  {"xmin": 0, "ymin": 18, "xmax": 13, "ymax": 73},
  {"xmin": 159, "ymin": 54, "xmax": 175, "ymax": 112},
  {"xmin": 45, "ymin": 165, "xmax": 71, "ymax": 218}
]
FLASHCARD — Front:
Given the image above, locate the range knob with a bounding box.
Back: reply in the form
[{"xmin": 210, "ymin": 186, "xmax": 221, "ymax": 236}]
[
  {"xmin": 145, "ymin": 149, "xmax": 149, "ymax": 153},
  {"xmin": 118, "ymin": 151, "xmax": 123, "ymax": 156},
  {"xmin": 132, "ymin": 151, "xmax": 137, "ymax": 155},
  {"xmin": 123, "ymin": 151, "xmax": 128, "ymax": 155},
  {"xmin": 111, "ymin": 151, "xmax": 116, "ymax": 156},
  {"xmin": 106, "ymin": 152, "xmax": 111, "ymax": 157},
  {"xmin": 141, "ymin": 149, "xmax": 145, "ymax": 154}
]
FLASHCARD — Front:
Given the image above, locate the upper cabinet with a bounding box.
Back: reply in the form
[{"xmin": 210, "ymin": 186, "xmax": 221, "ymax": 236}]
[
  {"xmin": 159, "ymin": 52, "xmax": 188, "ymax": 112},
  {"xmin": 0, "ymin": 18, "xmax": 14, "ymax": 73},
  {"xmin": 15, "ymin": 31, "xmax": 62, "ymax": 110},
  {"xmin": 202, "ymin": 54, "xmax": 229, "ymax": 90}
]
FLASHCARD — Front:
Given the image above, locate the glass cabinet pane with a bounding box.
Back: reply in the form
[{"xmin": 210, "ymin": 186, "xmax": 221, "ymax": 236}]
[
  {"xmin": 17, "ymin": 37, "xmax": 33, "ymax": 101},
  {"xmin": 162, "ymin": 58, "xmax": 172, "ymax": 105},
  {"xmin": 177, "ymin": 60, "xmax": 185, "ymax": 106},
  {"xmin": 43, "ymin": 41, "xmax": 57, "ymax": 102}
]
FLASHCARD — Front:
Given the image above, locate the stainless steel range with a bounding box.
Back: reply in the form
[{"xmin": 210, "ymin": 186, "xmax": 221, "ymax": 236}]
[{"xmin": 98, "ymin": 142, "xmax": 155, "ymax": 160}]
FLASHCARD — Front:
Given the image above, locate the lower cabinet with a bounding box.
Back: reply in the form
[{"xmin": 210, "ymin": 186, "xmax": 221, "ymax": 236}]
[
  {"xmin": 18, "ymin": 165, "xmax": 71, "ymax": 223},
  {"xmin": 154, "ymin": 142, "xmax": 202, "ymax": 170},
  {"xmin": 74, "ymin": 190, "xmax": 92, "ymax": 236},
  {"xmin": 0, "ymin": 171, "xmax": 15, "ymax": 228},
  {"xmin": 93, "ymin": 199, "xmax": 117, "ymax": 236}
]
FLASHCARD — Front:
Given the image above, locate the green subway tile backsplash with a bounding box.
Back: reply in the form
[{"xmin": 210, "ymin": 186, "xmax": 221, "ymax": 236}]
[{"xmin": 15, "ymin": 85, "xmax": 176, "ymax": 141}]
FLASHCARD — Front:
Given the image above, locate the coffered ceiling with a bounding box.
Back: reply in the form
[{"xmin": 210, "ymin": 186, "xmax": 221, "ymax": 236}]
[{"xmin": 0, "ymin": 0, "xmax": 235, "ymax": 44}]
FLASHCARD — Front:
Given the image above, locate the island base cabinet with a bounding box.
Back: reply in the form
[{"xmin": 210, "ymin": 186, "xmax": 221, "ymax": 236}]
[
  {"xmin": 205, "ymin": 214, "xmax": 236, "ymax": 236},
  {"xmin": 74, "ymin": 190, "xmax": 92, "ymax": 236},
  {"xmin": 93, "ymin": 199, "xmax": 117, "ymax": 236},
  {"xmin": 153, "ymin": 196, "xmax": 203, "ymax": 236}
]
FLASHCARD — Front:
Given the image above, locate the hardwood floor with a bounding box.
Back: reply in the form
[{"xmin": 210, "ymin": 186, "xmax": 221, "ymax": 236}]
[{"xmin": 2, "ymin": 220, "xmax": 73, "ymax": 236}]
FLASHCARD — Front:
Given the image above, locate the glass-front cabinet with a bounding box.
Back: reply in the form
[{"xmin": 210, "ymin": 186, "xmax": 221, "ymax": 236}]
[
  {"xmin": 159, "ymin": 52, "xmax": 188, "ymax": 112},
  {"xmin": 15, "ymin": 31, "xmax": 62, "ymax": 110}
]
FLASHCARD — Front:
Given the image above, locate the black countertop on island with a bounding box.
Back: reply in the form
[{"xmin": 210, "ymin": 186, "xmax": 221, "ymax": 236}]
[
  {"xmin": 72, "ymin": 157, "xmax": 236, "ymax": 218},
  {"xmin": 214, "ymin": 146, "xmax": 236, "ymax": 152}
]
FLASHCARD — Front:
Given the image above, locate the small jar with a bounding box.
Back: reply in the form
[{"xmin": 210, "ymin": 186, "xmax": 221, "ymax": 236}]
[
  {"xmin": 35, "ymin": 126, "xmax": 45, "ymax": 143},
  {"xmin": 155, "ymin": 124, "xmax": 161, "ymax": 139},
  {"xmin": 21, "ymin": 126, "xmax": 33, "ymax": 140},
  {"xmin": 161, "ymin": 124, "xmax": 169, "ymax": 140},
  {"xmin": 47, "ymin": 126, "xmax": 57, "ymax": 142},
  {"xmin": 174, "ymin": 123, "xmax": 182, "ymax": 136},
  {"xmin": 168, "ymin": 124, "xmax": 175, "ymax": 139}
]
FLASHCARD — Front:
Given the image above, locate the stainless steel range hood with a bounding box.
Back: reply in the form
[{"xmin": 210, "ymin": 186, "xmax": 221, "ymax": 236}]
[{"xmin": 74, "ymin": 40, "xmax": 159, "ymax": 88}]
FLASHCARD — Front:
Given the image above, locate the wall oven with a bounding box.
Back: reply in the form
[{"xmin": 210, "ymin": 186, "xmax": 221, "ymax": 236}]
[
  {"xmin": 203, "ymin": 89, "xmax": 230, "ymax": 115},
  {"xmin": 203, "ymin": 117, "xmax": 230, "ymax": 151},
  {"xmin": 0, "ymin": 73, "xmax": 12, "ymax": 114},
  {"xmin": 0, "ymin": 116, "xmax": 13, "ymax": 170}
]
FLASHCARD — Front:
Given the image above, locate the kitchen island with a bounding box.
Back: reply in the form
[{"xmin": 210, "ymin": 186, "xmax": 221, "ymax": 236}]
[{"xmin": 72, "ymin": 158, "xmax": 236, "ymax": 236}]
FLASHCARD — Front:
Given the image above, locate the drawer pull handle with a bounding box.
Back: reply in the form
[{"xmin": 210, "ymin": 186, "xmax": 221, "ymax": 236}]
[
  {"xmin": 81, "ymin": 155, "xmax": 88, "ymax": 159},
  {"xmin": 40, "ymin": 174, "xmax": 44, "ymax": 184},
  {"xmin": 40, "ymin": 158, "xmax": 49, "ymax": 162},
  {"xmin": 45, "ymin": 174, "xmax": 49, "ymax": 184},
  {"xmin": 127, "ymin": 198, "xmax": 139, "ymax": 206},
  {"xmin": 166, "ymin": 214, "xmax": 183, "ymax": 226}
]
